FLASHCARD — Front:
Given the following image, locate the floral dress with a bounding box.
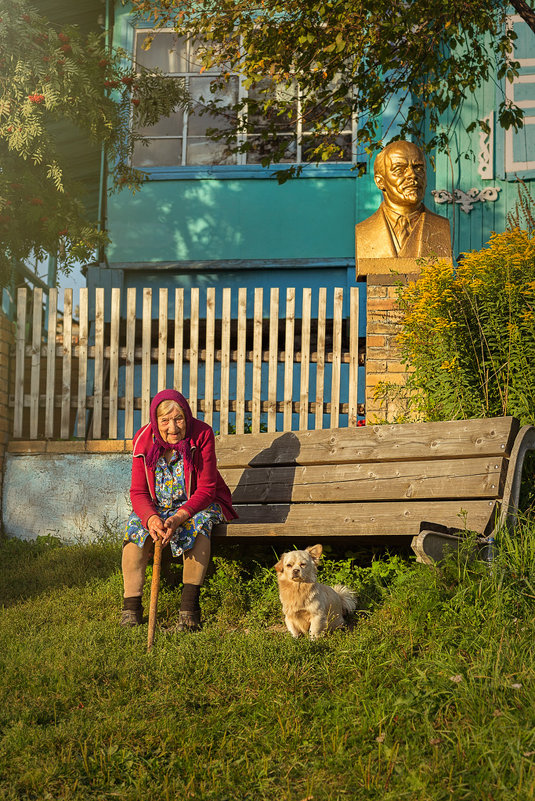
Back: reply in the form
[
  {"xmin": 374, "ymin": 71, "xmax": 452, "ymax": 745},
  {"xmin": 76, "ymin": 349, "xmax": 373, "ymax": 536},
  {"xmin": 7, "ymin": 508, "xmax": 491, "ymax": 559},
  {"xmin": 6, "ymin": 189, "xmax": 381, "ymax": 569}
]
[{"xmin": 124, "ymin": 451, "xmax": 225, "ymax": 557}]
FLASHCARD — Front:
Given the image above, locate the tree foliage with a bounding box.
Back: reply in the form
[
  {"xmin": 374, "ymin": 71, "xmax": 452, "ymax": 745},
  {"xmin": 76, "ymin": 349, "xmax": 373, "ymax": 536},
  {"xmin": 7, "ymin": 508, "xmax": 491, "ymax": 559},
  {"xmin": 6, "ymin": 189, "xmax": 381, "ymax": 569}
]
[
  {"xmin": 130, "ymin": 0, "xmax": 532, "ymax": 171},
  {"xmin": 0, "ymin": 0, "xmax": 189, "ymax": 286}
]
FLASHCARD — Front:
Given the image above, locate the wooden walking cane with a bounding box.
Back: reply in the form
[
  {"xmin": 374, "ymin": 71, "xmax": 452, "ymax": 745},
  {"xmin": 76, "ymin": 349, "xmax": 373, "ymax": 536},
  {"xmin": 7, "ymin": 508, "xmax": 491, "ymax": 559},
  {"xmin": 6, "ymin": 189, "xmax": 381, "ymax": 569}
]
[{"xmin": 147, "ymin": 539, "xmax": 162, "ymax": 651}]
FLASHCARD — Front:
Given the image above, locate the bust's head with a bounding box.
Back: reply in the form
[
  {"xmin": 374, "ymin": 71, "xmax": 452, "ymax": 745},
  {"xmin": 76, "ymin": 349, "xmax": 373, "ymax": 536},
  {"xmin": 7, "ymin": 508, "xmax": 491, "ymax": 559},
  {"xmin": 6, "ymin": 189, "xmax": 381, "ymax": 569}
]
[{"xmin": 374, "ymin": 141, "xmax": 426, "ymax": 213}]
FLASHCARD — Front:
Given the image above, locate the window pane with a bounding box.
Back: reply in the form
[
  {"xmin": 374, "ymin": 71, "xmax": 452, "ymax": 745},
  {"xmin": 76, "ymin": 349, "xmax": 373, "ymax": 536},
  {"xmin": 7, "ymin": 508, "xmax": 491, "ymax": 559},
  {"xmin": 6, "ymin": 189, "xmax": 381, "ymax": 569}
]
[
  {"xmin": 302, "ymin": 134, "xmax": 352, "ymax": 162},
  {"xmin": 187, "ymin": 37, "xmax": 207, "ymax": 72},
  {"xmin": 135, "ymin": 31, "xmax": 187, "ymax": 73},
  {"xmin": 247, "ymin": 79, "xmax": 297, "ymax": 131},
  {"xmin": 186, "ymin": 137, "xmax": 237, "ymax": 165},
  {"xmin": 137, "ymin": 107, "xmax": 184, "ymax": 137},
  {"xmin": 188, "ymin": 76, "xmax": 238, "ymax": 135},
  {"xmin": 246, "ymin": 135, "xmax": 297, "ymax": 164},
  {"xmin": 132, "ymin": 138, "xmax": 182, "ymax": 167}
]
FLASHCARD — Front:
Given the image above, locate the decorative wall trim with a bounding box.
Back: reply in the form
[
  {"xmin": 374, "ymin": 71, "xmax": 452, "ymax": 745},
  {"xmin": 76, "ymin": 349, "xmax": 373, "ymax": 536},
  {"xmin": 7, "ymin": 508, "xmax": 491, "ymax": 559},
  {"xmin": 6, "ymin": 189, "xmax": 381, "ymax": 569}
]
[
  {"xmin": 478, "ymin": 111, "xmax": 494, "ymax": 180},
  {"xmin": 431, "ymin": 187, "xmax": 501, "ymax": 214}
]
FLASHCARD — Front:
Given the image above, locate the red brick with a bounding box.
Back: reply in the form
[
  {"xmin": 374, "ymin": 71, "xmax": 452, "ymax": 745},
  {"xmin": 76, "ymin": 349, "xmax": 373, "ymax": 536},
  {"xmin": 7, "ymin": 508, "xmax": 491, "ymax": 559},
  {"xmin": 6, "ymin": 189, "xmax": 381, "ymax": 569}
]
[
  {"xmin": 366, "ymin": 285, "xmax": 389, "ymax": 299},
  {"xmin": 366, "ymin": 335, "xmax": 386, "ymax": 347},
  {"xmin": 367, "ymin": 298, "xmax": 400, "ymax": 312}
]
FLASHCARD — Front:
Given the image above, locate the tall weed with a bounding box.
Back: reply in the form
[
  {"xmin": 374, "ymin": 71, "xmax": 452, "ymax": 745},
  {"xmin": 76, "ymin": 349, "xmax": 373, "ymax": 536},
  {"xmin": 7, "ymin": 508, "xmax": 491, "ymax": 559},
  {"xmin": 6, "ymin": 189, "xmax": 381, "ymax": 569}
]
[{"xmin": 395, "ymin": 228, "xmax": 535, "ymax": 424}]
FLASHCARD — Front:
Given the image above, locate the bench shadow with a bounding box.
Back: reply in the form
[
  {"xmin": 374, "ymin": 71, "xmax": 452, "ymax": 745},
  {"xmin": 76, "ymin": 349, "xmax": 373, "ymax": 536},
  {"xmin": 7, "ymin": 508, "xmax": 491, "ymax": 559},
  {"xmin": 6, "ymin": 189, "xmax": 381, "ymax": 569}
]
[{"xmin": 227, "ymin": 431, "xmax": 301, "ymax": 525}]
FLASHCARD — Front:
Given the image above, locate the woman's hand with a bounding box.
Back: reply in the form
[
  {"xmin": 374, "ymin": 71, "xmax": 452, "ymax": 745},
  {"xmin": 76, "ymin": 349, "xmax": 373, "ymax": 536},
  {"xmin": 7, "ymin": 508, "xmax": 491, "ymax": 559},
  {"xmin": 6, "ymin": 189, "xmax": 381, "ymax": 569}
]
[
  {"xmin": 147, "ymin": 514, "xmax": 166, "ymax": 544},
  {"xmin": 162, "ymin": 508, "xmax": 190, "ymax": 543}
]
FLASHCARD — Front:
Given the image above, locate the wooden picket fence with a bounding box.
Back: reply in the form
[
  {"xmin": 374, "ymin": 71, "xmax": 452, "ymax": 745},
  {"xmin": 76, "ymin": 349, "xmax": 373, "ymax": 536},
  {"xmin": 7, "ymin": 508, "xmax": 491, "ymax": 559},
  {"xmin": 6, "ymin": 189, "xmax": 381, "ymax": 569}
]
[{"xmin": 11, "ymin": 285, "xmax": 364, "ymax": 440}]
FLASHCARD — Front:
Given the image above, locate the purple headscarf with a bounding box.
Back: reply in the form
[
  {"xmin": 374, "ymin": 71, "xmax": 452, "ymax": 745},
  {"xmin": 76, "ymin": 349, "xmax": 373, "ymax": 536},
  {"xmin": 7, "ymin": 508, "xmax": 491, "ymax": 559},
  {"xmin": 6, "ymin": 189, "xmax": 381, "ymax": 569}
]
[{"xmin": 145, "ymin": 389, "xmax": 194, "ymax": 470}]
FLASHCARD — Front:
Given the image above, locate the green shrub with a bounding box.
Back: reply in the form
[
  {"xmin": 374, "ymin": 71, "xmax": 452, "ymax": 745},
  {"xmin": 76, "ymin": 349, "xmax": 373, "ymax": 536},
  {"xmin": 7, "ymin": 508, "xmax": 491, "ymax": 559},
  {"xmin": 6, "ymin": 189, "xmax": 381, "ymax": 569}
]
[{"xmin": 395, "ymin": 228, "xmax": 535, "ymax": 424}]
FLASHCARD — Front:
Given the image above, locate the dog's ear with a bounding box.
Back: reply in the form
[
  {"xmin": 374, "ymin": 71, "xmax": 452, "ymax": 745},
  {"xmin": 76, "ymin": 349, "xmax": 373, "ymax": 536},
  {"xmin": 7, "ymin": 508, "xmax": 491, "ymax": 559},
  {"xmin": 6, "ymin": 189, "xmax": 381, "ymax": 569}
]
[
  {"xmin": 274, "ymin": 556, "xmax": 285, "ymax": 573},
  {"xmin": 306, "ymin": 544, "xmax": 323, "ymax": 562}
]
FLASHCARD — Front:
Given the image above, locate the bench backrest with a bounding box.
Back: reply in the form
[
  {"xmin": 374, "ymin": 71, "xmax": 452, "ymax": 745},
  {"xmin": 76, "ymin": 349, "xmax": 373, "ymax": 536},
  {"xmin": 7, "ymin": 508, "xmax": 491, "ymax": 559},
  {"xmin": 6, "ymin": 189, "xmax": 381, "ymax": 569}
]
[{"xmin": 214, "ymin": 416, "xmax": 520, "ymax": 538}]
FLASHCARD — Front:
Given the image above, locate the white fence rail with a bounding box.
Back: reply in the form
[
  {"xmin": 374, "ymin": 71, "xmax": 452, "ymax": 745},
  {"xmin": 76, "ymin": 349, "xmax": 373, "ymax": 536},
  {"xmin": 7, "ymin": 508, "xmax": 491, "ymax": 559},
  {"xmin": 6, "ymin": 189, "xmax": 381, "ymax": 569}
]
[{"xmin": 11, "ymin": 285, "xmax": 364, "ymax": 439}]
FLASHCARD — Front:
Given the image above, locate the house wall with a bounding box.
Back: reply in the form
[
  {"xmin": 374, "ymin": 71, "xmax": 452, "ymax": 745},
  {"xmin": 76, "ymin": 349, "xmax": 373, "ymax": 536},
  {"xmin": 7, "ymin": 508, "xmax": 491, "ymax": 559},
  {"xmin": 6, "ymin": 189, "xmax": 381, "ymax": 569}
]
[
  {"xmin": 102, "ymin": 3, "xmax": 384, "ymax": 281},
  {"xmin": 433, "ymin": 19, "xmax": 534, "ymax": 258},
  {"xmin": 3, "ymin": 442, "xmax": 132, "ymax": 542}
]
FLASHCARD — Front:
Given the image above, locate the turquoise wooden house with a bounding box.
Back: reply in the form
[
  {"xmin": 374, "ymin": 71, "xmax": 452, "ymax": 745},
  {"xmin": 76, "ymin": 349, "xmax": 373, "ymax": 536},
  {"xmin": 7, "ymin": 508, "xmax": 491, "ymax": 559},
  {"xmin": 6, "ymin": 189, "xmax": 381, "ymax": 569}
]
[
  {"xmin": 87, "ymin": 3, "xmax": 534, "ymax": 436},
  {"xmin": 11, "ymin": 0, "xmax": 533, "ymax": 440}
]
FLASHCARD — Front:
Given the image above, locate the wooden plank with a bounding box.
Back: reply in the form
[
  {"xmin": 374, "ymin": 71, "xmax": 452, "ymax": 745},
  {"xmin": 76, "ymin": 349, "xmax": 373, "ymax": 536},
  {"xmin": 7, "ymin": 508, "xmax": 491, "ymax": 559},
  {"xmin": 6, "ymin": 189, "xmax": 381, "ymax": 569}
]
[
  {"xmin": 235, "ymin": 287, "xmax": 247, "ymax": 435},
  {"xmin": 76, "ymin": 288, "xmax": 88, "ymax": 438},
  {"xmin": 189, "ymin": 287, "xmax": 199, "ymax": 416},
  {"xmin": 93, "ymin": 287, "xmax": 104, "ymax": 439},
  {"xmin": 283, "ymin": 287, "xmax": 295, "ymax": 431},
  {"xmin": 213, "ymin": 500, "xmax": 497, "ymax": 538},
  {"xmin": 157, "ymin": 288, "xmax": 168, "ymax": 393},
  {"xmin": 348, "ymin": 285, "xmax": 359, "ymax": 427},
  {"xmin": 125, "ymin": 287, "xmax": 136, "ymax": 439},
  {"xmin": 60, "ymin": 289, "xmax": 73, "ymax": 439},
  {"xmin": 251, "ymin": 287, "xmax": 263, "ymax": 434},
  {"xmin": 220, "ymin": 287, "xmax": 231, "ymax": 434},
  {"xmin": 31, "ymin": 342, "xmax": 353, "ymax": 367},
  {"xmin": 13, "ymin": 288, "xmax": 27, "ymax": 438},
  {"xmin": 29, "ymin": 288, "xmax": 43, "ymax": 439},
  {"xmin": 330, "ymin": 287, "xmax": 343, "ymax": 429},
  {"xmin": 204, "ymin": 287, "xmax": 216, "ymax": 427},
  {"xmin": 141, "ymin": 288, "xmax": 152, "ymax": 425},
  {"xmin": 220, "ymin": 457, "xmax": 506, "ymax": 504},
  {"xmin": 315, "ymin": 287, "xmax": 327, "ymax": 431},
  {"xmin": 108, "ymin": 287, "xmax": 120, "ymax": 439},
  {"xmin": 45, "ymin": 288, "xmax": 58, "ymax": 438},
  {"xmin": 299, "ymin": 288, "xmax": 312, "ymax": 431},
  {"xmin": 215, "ymin": 417, "xmax": 519, "ymax": 468},
  {"xmin": 17, "ymin": 395, "xmax": 354, "ymax": 417},
  {"xmin": 174, "ymin": 288, "xmax": 184, "ymax": 393},
  {"xmin": 267, "ymin": 287, "xmax": 279, "ymax": 433}
]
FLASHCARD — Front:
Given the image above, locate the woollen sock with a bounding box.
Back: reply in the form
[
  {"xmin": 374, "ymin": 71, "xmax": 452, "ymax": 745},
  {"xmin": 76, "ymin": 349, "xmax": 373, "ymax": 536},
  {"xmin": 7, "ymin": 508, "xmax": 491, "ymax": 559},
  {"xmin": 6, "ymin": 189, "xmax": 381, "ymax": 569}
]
[
  {"xmin": 180, "ymin": 583, "xmax": 201, "ymax": 613},
  {"xmin": 122, "ymin": 596, "xmax": 142, "ymax": 612}
]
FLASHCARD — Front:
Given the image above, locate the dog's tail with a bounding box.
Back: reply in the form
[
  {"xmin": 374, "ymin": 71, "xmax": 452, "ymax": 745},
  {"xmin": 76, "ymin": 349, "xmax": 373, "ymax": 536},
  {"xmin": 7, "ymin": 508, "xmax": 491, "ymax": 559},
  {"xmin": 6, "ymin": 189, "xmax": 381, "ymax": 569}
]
[{"xmin": 332, "ymin": 584, "xmax": 357, "ymax": 616}]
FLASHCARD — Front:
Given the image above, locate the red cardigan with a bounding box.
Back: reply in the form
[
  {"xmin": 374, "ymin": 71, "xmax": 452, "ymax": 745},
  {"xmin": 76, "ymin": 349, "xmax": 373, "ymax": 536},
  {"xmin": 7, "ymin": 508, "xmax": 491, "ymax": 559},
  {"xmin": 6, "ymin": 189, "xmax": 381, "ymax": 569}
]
[{"xmin": 130, "ymin": 420, "xmax": 238, "ymax": 528}]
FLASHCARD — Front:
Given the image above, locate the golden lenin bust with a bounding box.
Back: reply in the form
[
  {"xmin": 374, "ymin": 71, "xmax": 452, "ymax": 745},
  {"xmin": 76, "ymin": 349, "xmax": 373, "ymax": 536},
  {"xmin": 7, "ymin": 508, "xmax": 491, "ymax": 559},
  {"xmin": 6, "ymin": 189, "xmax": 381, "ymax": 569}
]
[{"xmin": 355, "ymin": 141, "xmax": 452, "ymax": 278}]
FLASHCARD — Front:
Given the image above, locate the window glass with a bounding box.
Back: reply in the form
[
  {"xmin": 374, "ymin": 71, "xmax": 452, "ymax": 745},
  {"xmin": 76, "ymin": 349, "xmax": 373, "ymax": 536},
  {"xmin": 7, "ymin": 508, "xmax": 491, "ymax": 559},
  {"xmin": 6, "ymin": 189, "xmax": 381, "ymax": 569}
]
[
  {"xmin": 188, "ymin": 76, "xmax": 238, "ymax": 136},
  {"xmin": 186, "ymin": 138, "xmax": 237, "ymax": 165},
  {"xmin": 135, "ymin": 32, "xmax": 187, "ymax": 73},
  {"xmin": 132, "ymin": 138, "xmax": 182, "ymax": 167},
  {"xmin": 137, "ymin": 107, "xmax": 184, "ymax": 137},
  {"xmin": 133, "ymin": 30, "xmax": 357, "ymax": 168}
]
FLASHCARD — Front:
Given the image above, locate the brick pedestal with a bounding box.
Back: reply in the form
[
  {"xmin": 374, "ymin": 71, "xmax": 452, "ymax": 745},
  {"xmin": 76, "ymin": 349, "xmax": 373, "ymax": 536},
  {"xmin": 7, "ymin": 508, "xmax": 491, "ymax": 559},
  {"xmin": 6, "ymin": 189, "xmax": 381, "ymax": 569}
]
[
  {"xmin": 365, "ymin": 274, "xmax": 413, "ymax": 423},
  {"xmin": 0, "ymin": 311, "xmax": 15, "ymax": 521}
]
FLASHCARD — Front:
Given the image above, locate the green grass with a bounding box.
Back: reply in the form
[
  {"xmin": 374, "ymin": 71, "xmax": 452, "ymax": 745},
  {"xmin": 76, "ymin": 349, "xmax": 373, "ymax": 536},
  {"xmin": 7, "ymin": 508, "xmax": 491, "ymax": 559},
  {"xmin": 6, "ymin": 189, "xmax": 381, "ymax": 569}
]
[{"xmin": 1, "ymin": 525, "xmax": 535, "ymax": 800}]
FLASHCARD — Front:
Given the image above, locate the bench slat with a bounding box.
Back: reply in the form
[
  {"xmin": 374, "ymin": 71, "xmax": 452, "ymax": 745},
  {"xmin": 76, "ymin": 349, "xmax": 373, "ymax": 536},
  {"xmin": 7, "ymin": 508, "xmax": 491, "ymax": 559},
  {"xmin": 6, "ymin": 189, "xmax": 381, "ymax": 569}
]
[
  {"xmin": 215, "ymin": 417, "xmax": 519, "ymax": 468},
  {"xmin": 214, "ymin": 500, "xmax": 496, "ymax": 538},
  {"xmin": 221, "ymin": 457, "xmax": 506, "ymax": 504}
]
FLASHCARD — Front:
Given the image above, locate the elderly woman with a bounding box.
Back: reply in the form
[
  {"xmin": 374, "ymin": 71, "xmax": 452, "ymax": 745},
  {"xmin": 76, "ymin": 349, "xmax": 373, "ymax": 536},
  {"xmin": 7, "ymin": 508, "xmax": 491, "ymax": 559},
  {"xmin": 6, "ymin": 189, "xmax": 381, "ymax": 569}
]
[{"xmin": 121, "ymin": 389, "xmax": 237, "ymax": 631}]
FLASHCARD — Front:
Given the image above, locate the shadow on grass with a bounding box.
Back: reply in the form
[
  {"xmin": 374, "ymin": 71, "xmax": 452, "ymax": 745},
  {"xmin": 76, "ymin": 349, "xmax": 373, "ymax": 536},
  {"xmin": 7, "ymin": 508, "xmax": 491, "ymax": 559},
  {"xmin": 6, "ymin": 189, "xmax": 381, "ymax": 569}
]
[{"xmin": 0, "ymin": 533, "xmax": 121, "ymax": 607}]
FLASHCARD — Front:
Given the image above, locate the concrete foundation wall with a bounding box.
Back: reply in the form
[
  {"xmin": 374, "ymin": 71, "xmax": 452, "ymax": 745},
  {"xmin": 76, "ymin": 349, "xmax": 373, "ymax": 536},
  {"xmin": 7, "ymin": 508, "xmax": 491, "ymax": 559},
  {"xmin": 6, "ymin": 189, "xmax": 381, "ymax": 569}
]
[{"xmin": 3, "ymin": 442, "xmax": 133, "ymax": 541}]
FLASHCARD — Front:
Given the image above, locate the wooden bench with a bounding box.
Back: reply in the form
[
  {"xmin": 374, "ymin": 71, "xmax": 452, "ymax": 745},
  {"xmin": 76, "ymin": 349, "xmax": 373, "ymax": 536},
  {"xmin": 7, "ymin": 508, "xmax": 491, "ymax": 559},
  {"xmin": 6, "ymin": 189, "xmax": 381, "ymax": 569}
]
[{"xmin": 212, "ymin": 416, "xmax": 535, "ymax": 563}]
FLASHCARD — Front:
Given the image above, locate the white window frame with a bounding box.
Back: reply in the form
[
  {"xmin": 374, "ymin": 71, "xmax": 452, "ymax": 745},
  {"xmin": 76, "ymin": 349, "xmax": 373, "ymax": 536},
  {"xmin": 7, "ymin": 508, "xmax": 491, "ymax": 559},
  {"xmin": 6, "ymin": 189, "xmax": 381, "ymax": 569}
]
[
  {"xmin": 504, "ymin": 14, "xmax": 535, "ymax": 175},
  {"xmin": 133, "ymin": 28, "xmax": 358, "ymax": 168}
]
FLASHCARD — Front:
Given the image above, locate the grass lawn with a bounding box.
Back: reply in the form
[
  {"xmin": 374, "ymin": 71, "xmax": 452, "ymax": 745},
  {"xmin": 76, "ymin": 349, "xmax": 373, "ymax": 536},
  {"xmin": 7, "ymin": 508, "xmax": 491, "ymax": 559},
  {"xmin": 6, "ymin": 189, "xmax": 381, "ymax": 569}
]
[{"xmin": 1, "ymin": 525, "xmax": 534, "ymax": 800}]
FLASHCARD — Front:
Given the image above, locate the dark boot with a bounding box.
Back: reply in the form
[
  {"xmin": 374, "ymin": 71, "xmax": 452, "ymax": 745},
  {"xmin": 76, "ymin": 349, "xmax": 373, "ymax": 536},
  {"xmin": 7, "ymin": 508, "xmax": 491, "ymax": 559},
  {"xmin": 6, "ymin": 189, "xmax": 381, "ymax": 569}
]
[
  {"xmin": 175, "ymin": 583, "xmax": 202, "ymax": 631},
  {"xmin": 175, "ymin": 610, "xmax": 202, "ymax": 632},
  {"xmin": 121, "ymin": 596, "xmax": 143, "ymax": 626}
]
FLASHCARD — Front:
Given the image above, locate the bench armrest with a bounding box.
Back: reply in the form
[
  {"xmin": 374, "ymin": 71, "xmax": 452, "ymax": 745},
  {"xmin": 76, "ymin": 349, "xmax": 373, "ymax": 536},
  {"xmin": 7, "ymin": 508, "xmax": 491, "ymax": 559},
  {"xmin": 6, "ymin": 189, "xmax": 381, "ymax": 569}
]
[{"xmin": 499, "ymin": 424, "xmax": 535, "ymax": 533}]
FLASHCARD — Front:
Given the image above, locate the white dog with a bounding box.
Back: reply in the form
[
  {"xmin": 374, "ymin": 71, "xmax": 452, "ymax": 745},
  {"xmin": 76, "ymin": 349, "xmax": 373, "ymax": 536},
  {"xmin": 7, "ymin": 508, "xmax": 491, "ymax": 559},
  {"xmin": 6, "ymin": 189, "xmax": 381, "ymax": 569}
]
[{"xmin": 274, "ymin": 544, "xmax": 357, "ymax": 638}]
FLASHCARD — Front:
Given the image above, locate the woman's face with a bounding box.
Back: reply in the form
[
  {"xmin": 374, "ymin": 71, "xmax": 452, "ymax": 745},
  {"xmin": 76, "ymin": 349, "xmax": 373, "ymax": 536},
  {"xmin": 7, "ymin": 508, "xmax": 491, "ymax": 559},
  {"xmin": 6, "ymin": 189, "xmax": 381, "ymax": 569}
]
[{"xmin": 157, "ymin": 404, "xmax": 186, "ymax": 445}]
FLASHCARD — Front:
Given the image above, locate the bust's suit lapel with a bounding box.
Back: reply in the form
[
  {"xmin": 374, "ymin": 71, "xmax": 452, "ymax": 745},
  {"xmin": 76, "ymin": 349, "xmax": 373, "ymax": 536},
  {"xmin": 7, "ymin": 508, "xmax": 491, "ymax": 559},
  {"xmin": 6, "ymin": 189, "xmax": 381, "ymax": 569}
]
[{"xmin": 378, "ymin": 207, "xmax": 398, "ymax": 257}]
